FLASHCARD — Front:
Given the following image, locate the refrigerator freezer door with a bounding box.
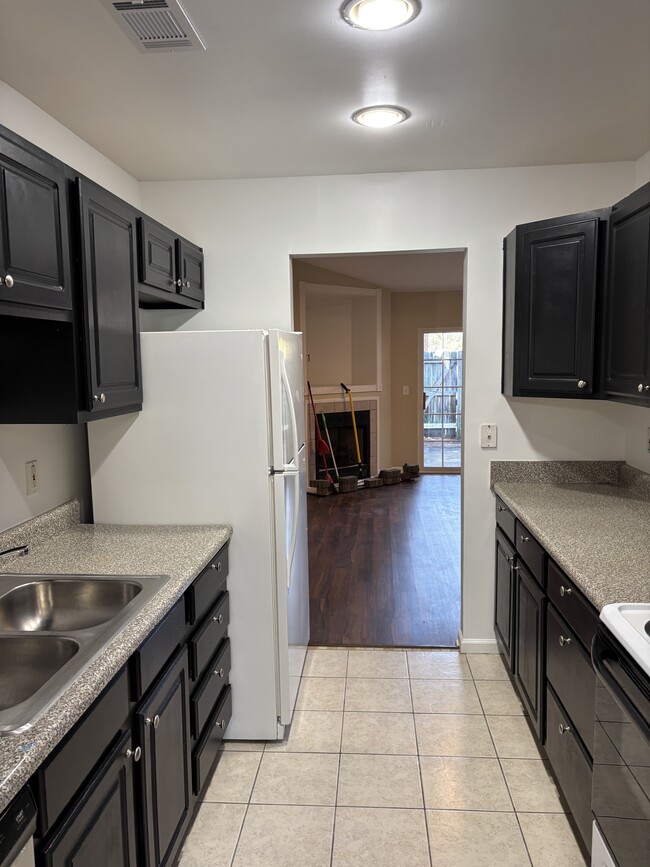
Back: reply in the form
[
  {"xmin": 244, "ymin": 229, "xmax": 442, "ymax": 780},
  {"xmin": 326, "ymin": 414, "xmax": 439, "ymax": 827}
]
[
  {"xmin": 268, "ymin": 331, "xmax": 305, "ymax": 470},
  {"xmin": 272, "ymin": 444, "xmax": 309, "ymax": 726}
]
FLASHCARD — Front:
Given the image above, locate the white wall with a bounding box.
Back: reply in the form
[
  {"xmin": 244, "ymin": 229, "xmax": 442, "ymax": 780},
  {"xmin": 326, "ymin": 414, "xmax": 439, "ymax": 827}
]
[
  {"xmin": 636, "ymin": 148, "xmax": 650, "ymax": 187},
  {"xmin": 140, "ymin": 160, "xmax": 637, "ymax": 644},
  {"xmin": 0, "ymin": 83, "xmax": 141, "ymax": 531}
]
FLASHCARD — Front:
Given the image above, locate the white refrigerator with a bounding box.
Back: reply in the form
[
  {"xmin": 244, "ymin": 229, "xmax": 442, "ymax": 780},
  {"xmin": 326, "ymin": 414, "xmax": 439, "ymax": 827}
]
[{"xmin": 88, "ymin": 329, "xmax": 310, "ymax": 740}]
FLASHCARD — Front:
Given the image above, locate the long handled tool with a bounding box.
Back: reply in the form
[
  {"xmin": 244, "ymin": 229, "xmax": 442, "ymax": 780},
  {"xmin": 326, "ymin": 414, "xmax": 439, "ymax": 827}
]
[
  {"xmin": 321, "ymin": 412, "xmax": 340, "ymax": 482},
  {"xmin": 340, "ymin": 382, "xmax": 363, "ymax": 478},
  {"xmin": 307, "ymin": 381, "xmax": 337, "ymax": 492}
]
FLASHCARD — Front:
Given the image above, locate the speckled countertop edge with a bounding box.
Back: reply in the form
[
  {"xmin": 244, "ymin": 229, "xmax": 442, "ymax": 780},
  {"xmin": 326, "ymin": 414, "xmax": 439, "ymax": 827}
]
[
  {"xmin": 493, "ymin": 477, "xmax": 650, "ymax": 611},
  {"xmin": 0, "ymin": 501, "xmax": 232, "ymax": 812}
]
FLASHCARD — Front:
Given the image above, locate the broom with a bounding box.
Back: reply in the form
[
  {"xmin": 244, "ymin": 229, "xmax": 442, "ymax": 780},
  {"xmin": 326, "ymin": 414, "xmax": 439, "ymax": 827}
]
[{"xmin": 307, "ymin": 381, "xmax": 337, "ymax": 492}]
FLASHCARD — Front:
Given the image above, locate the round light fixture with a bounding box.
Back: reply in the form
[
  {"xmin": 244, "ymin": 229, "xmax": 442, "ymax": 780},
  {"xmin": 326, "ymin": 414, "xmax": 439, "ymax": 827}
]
[
  {"xmin": 351, "ymin": 105, "xmax": 410, "ymax": 128},
  {"xmin": 341, "ymin": 0, "xmax": 421, "ymax": 31}
]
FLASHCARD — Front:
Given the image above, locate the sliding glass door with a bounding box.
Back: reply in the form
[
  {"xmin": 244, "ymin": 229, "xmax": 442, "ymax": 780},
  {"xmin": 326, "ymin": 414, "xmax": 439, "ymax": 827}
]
[{"xmin": 422, "ymin": 331, "xmax": 463, "ymax": 472}]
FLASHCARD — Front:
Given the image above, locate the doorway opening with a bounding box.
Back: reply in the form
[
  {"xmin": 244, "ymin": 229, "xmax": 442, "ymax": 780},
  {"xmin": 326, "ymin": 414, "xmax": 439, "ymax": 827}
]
[
  {"xmin": 420, "ymin": 330, "xmax": 463, "ymax": 473},
  {"xmin": 291, "ymin": 249, "xmax": 465, "ymax": 648}
]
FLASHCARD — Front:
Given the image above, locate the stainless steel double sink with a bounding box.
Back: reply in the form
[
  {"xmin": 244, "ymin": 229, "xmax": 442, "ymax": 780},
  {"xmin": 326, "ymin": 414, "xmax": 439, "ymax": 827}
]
[{"xmin": 0, "ymin": 573, "xmax": 169, "ymax": 735}]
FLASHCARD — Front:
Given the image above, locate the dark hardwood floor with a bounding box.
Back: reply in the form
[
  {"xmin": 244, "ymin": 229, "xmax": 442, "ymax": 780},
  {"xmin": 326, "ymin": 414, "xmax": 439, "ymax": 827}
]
[{"xmin": 308, "ymin": 474, "xmax": 460, "ymax": 648}]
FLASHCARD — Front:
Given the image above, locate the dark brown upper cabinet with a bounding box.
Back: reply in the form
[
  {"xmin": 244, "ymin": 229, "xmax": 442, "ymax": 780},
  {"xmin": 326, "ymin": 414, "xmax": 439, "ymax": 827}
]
[
  {"xmin": 604, "ymin": 181, "xmax": 650, "ymax": 404},
  {"xmin": 77, "ymin": 178, "xmax": 143, "ymax": 417},
  {"xmin": 0, "ymin": 128, "xmax": 72, "ymax": 313},
  {"xmin": 502, "ymin": 211, "xmax": 607, "ymax": 398},
  {"xmin": 138, "ymin": 217, "xmax": 204, "ymax": 309}
]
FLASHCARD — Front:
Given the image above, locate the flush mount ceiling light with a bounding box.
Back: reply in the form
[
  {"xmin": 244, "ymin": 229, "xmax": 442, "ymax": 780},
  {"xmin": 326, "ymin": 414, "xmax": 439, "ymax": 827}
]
[
  {"xmin": 341, "ymin": 0, "xmax": 421, "ymax": 31},
  {"xmin": 351, "ymin": 105, "xmax": 410, "ymax": 128}
]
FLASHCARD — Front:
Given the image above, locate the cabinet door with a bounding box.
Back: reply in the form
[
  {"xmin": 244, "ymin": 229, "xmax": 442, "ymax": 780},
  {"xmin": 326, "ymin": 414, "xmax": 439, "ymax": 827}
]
[
  {"xmin": 77, "ymin": 178, "xmax": 143, "ymax": 414},
  {"xmin": 176, "ymin": 238, "xmax": 204, "ymax": 303},
  {"xmin": 136, "ymin": 646, "xmax": 192, "ymax": 867},
  {"xmin": 40, "ymin": 730, "xmax": 138, "ymax": 867},
  {"xmin": 0, "ymin": 129, "xmax": 72, "ymax": 310},
  {"xmin": 511, "ymin": 216, "xmax": 599, "ymax": 396},
  {"xmin": 605, "ymin": 182, "xmax": 650, "ymax": 399},
  {"xmin": 138, "ymin": 217, "xmax": 177, "ymax": 294},
  {"xmin": 514, "ymin": 564, "xmax": 546, "ymax": 739},
  {"xmin": 494, "ymin": 529, "xmax": 516, "ymax": 672}
]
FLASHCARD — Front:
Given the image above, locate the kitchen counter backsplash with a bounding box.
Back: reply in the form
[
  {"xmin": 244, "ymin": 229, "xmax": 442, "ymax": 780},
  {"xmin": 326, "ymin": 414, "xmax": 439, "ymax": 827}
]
[
  {"xmin": 0, "ymin": 499, "xmax": 80, "ymax": 555},
  {"xmin": 490, "ymin": 460, "xmax": 623, "ymax": 486}
]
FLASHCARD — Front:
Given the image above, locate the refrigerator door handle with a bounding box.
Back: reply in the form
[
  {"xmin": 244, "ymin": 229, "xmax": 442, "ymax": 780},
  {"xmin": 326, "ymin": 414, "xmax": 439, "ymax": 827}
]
[
  {"xmin": 281, "ymin": 357, "xmax": 300, "ymax": 470},
  {"xmin": 287, "ymin": 470, "xmax": 300, "ymax": 589}
]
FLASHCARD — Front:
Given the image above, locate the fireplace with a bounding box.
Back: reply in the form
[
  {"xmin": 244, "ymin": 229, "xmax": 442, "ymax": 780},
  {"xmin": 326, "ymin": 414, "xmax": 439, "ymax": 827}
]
[{"xmin": 308, "ymin": 398, "xmax": 377, "ymax": 480}]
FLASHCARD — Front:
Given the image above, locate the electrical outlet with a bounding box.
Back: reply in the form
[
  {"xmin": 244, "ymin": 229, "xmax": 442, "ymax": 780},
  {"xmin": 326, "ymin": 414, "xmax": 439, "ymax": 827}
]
[
  {"xmin": 402, "ymin": 385, "xmax": 410, "ymax": 396},
  {"xmin": 480, "ymin": 424, "xmax": 498, "ymax": 449},
  {"xmin": 26, "ymin": 460, "xmax": 39, "ymax": 496}
]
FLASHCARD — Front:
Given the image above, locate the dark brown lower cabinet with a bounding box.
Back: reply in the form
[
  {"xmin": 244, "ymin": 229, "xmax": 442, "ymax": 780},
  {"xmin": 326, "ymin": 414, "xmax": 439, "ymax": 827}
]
[
  {"xmin": 545, "ymin": 686, "xmax": 593, "ymax": 848},
  {"xmin": 40, "ymin": 730, "xmax": 138, "ymax": 867},
  {"xmin": 136, "ymin": 646, "xmax": 192, "ymax": 867},
  {"xmin": 514, "ymin": 564, "xmax": 545, "ymax": 739},
  {"xmin": 494, "ymin": 529, "xmax": 516, "ymax": 672}
]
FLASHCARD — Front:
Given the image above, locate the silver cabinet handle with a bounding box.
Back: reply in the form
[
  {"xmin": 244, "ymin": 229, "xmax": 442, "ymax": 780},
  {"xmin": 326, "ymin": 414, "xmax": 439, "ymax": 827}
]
[
  {"xmin": 210, "ymin": 562, "xmax": 223, "ymax": 572},
  {"xmin": 645, "ymin": 386, "xmax": 650, "ymax": 393},
  {"xmin": 559, "ymin": 635, "xmax": 571, "ymax": 647},
  {"xmin": 520, "ymin": 535, "xmax": 530, "ymax": 543},
  {"xmin": 4, "ymin": 274, "xmax": 14, "ymax": 288},
  {"xmin": 559, "ymin": 585, "xmax": 572, "ymax": 597},
  {"xmin": 558, "ymin": 723, "xmax": 571, "ymax": 735},
  {"xmin": 93, "ymin": 393, "xmax": 106, "ymax": 404},
  {"xmin": 213, "ymin": 667, "xmax": 225, "ymax": 678},
  {"xmin": 213, "ymin": 613, "xmax": 224, "ymax": 624},
  {"xmin": 577, "ymin": 380, "xmax": 586, "ymax": 389},
  {"xmin": 215, "ymin": 718, "xmax": 226, "ymax": 730},
  {"xmin": 506, "ymin": 555, "xmax": 514, "ymax": 564},
  {"xmin": 175, "ymin": 278, "xmax": 182, "ymax": 288},
  {"xmin": 126, "ymin": 746, "xmax": 142, "ymax": 762},
  {"xmin": 185, "ymin": 280, "xmax": 191, "ymax": 289},
  {"xmin": 512, "ymin": 565, "xmax": 520, "ymax": 572},
  {"xmin": 145, "ymin": 714, "xmax": 160, "ymax": 728},
  {"xmin": 638, "ymin": 384, "xmax": 644, "ymax": 393},
  {"xmin": 497, "ymin": 505, "xmax": 506, "ymax": 512}
]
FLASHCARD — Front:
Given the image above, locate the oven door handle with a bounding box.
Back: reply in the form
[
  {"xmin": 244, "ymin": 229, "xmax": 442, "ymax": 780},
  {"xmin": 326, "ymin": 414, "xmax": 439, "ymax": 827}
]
[{"xmin": 592, "ymin": 629, "xmax": 650, "ymax": 738}]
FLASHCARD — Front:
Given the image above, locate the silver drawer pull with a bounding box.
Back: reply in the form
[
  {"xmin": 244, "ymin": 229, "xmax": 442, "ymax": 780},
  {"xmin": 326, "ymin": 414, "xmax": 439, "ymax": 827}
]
[
  {"xmin": 497, "ymin": 505, "xmax": 506, "ymax": 512},
  {"xmin": 559, "ymin": 585, "xmax": 572, "ymax": 597},
  {"xmin": 215, "ymin": 719, "xmax": 226, "ymax": 730},
  {"xmin": 145, "ymin": 714, "xmax": 160, "ymax": 728},
  {"xmin": 506, "ymin": 556, "xmax": 514, "ymax": 564},
  {"xmin": 213, "ymin": 667, "xmax": 225, "ymax": 678},
  {"xmin": 126, "ymin": 746, "xmax": 142, "ymax": 762},
  {"xmin": 558, "ymin": 635, "xmax": 571, "ymax": 647},
  {"xmin": 577, "ymin": 380, "xmax": 586, "ymax": 389},
  {"xmin": 213, "ymin": 613, "xmax": 224, "ymax": 624},
  {"xmin": 210, "ymin": 562, "xmax": 223, "ymax": 572},
  {"xmin": 558, "ymin": 723, "xmax": 571, "ymax": 735},
  {"xmin": 520, "ymin": 535, "xmax": 530, "ymax": 543}
]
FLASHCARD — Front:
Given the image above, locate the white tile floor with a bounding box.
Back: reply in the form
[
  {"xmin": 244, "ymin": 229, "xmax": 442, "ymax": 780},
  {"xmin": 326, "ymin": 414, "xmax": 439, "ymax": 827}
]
[{"xmin": 178, "ymin": 649, "xmax": 588, "ymax": 867}]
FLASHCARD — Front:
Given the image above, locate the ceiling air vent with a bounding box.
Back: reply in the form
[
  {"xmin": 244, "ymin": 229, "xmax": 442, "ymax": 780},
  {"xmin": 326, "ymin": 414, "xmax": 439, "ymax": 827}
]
[{"xmin": 100, "ymin": 0, "xmax": 207, "ymax": 52}]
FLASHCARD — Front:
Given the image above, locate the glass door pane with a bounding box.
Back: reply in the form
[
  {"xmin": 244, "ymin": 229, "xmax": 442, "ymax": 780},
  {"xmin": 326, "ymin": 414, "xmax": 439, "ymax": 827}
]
[{"xmin": 423, "ymin": 331, "xmax": 463, "ymax": 470}]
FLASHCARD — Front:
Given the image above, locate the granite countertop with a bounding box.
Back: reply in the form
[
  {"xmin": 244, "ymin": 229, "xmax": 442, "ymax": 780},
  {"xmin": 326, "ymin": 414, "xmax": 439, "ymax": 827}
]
[
  {"xmin": 0, "ymin": 501, "xmax": 232, "ymax": 812},
  {"xmin": 491, "ymin": 462, "xmax": 650, "ymax": 611}
]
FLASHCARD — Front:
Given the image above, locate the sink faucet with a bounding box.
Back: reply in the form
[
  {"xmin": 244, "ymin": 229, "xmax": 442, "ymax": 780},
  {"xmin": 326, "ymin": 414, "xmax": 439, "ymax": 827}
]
[{"xmin": 0, "ymin": 544, "xmax": 29, "ymax": 558}]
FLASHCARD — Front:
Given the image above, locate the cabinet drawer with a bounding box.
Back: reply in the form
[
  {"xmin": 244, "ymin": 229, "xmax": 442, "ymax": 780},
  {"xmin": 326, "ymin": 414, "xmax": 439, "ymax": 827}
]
[
  {"xmin": 130, "ymin": 597, "xmax": 185, "ymax": 700},
  {"xmin": 546, "ymin": 604, "xmax": 596, "ymax": 757},
  {"xmin": 35, "ymin": 666, "xmax": 129, "ymax": 836},
  {"xmin": 515, "ymin": 520, "xmax": 545, "ymax": 587},
  {"xmin": 545, "ymin": 686, "xmax": 593, "ymax": 853},
  {"xmin": 192, "ymin": 686, "xmax": 232, "ymax": 796},
  {"xmin": 495, "ymin": 497, "xmax": 516, "ymax": 544},
  {"xmin": 191, "ymin": 639, "xmax": 231, "ymax": 740},
  {"xmin": 546, "ymin": 559, "xmax": 598, "ymax": 652},
  {"xmin": 189, "ymin": 592, "xmax": 230, "ymax": 681},
  {"xmin": 186, "ymin": 544, "xmax": 229, "ymax": 625}
]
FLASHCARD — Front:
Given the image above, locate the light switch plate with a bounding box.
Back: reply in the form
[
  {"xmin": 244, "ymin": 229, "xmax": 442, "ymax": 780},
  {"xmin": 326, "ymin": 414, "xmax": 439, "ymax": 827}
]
[{"xmin": 480, "ymin": 424, "xmax": 498, "ymax": 449}]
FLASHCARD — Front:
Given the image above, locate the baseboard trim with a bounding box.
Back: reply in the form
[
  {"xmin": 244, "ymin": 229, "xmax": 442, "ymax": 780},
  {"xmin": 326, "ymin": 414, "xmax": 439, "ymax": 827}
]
[{"xmin": 458, "ymin": 633, "xmax": 499, "ymax": 654}]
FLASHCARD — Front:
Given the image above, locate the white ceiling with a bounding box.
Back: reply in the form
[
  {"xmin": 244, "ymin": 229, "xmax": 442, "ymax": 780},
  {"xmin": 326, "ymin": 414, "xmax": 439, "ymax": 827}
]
[
  {"xmin": 299, "ymin": 251, "xmax": 465, "ymax": 292},
  {"xmin": 0, "ymin": 0, "xmax": 648, "ymax": 181}
]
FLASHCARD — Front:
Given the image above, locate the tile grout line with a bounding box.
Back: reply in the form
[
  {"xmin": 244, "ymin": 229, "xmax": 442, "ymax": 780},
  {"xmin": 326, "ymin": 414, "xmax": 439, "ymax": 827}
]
[
  {"xmin": 469, "ymin": 657, "xmax": 534, "ymax": 867},
  {"xmin": 407, "ymin": 655, "xmax": 435, "ymax": 867},
  {"xmin": 329, "ymin": 649, "xmax": 350, "ymax": 867},
  {"xmin": 225, "ymin": 747, "xmax": 265, "ymax": 867}
]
